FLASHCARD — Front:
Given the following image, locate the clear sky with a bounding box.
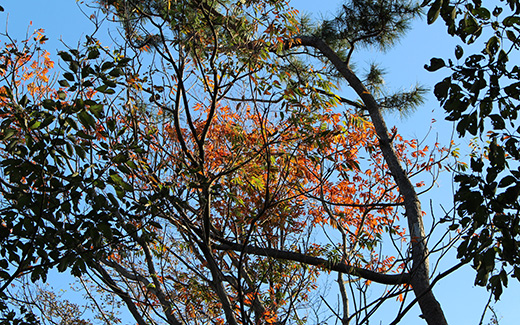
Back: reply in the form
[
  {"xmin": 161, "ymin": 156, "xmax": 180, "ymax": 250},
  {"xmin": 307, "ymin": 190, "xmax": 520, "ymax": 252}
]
[{"xmin": 1, "ymin": 0, "xmax": 518, "ymax": 324}]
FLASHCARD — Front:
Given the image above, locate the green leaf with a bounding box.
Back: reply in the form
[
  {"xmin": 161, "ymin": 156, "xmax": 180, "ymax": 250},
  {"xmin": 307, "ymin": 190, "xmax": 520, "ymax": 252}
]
[
  {"xmin": 64, "ymin": 72, "xmax": 75, "ymax": 82},
  {"xmin": 485, "ymin": 36, "xmax": 500, "ymax": 56},
  {"xmin": 490, "ymin": 275, "xmax": 503, "ymax": 300},
  {"xmin": 75, "ymin": 144, "xmax": 86, "ymax": 159},
  {"xmin": 69, "ymin": 62, "xmax": 79, "ymax": 73},
  {"xmin": 470, "ymin": 157, "xmax": 484, "ymax": 172},
  {"xmin": 2, "ymin": 128, "xmax": 17, "ymax": 141},
  {"xmin": 503, "ymin": 15, "xmax": 520, "ymax": 27},
  {"xmin": 87, "ymin": 48, "xmax": 100, "ymax": 60},
  {"xmin": 111, "ymin": 153, "xmax": 127, "ymax": 164},
  {"xmin": 490, "ymin": 114, "xmax": 505, "ymax": 129},
  {"xmin": 57, "ymin": 90, "xmax": 67, "ymax": 100},
  {"xmin": 504, "ymin": 82, "xmax": 520, "ymax": 100},
  {"xmin": 73, "ymin": 98, "xmax": 84, "ymax": 111},
  {"xmin": 498, "ymin": 175, "xmax": 516, "ymax": 188},
  {"xmin": 425, "ymin": 58, "xmax": 446, "ymax": 71},
  {"xmin": 514, "ymin": 266, "xmax": 520, "ymax": 280},
  {"xmin": 96, "ymin": 84, "xmax": 108, "ymax": 92},
  {"xmin": 78, "ymin": 110, "xmax": 96, "ymax": 130},
  {"xmin": 104, "ymin": 79, "xmax": 117, "ymax": 87},
  {"xmin": 110, "ymin": 173, "xmax": 133, "ymax": 191},
  {"xmin": 472, "ymin": 7, "xmax": 490, "ymax": 20},
  {"xmin": 464, "ymin": 14, "xmax": 480, "ymax": 34},
  {"xmin": 29, "ymin": 121, "xmax": 41, "ymax": 129},
  {"xmin": 89, "ymin": 103, "xmax": 104, "ymax": 118},
  {"xmin": 57, "ymin": 258, "xmax": 69, "ymax": 272},
  {"xmin": 18, "ymin": 95, "xmax": 28, "ymax": 107},
  {"xmin": 427, "ymin": 0, "xmax": 442, "ymax": 24},
  {"xmin": 498, "ymin": 49, "xmax": 508, "ymax": 62},
  {"xmin": 455, "ymin": 45, "xmax": 464, "ymax": 60},
  {"xmin": 506, "ymin": 30, "xmax": 517, "ymax": 43},
  {"xmin": 98, "ymin": 222, "xmax": 113, "ymax": 239},
  {"xmin": 108, "ymin": 68, "xmax": 122, "ymax": 77},
  {"xmin": 96, "ymin": 84, "xmax": 116, "ymax": 94},
  {"xmin": 148, "ymin": 220, "xmax": 163, "ymax": 229},
  {"xmin": 58, "ymin": 79, "xmax": 70, "ymax": 87},
  {"xmin": 101, "ymin": 61, "xmax": 115, "ymax": 71},
  {"xmin": 0, "ymin": 270, "xmax": 11, "ymax": 280},
  {"xmin": 117, "ymin": 57, "xmax": 132, "ymax": 66},
  {"xmin": 433, "ymin": 78, "xmax": 451, "ymax": 101},
  {"xmin": 66, "ymin": 142, "xmax": 74, "ymax": 157},
  {"xmin": 449, "ymin": 223, "xmax": 459, "ymax": 230},
  {"xmin": 58, "ymin": 51, "xmax": 73, "ymax": 62},
  {"xmin": 107, "ymin": 118, "xmax": 116, "ymax": 131},
  {"xmin": 42, "ymin": 99, "xmax": 55, "ymax": 109}
]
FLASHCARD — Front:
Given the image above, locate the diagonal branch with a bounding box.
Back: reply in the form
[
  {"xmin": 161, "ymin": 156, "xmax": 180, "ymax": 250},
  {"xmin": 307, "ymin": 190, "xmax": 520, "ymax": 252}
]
[
  {"xmin": 213, "ymin": 241, "xmax": 409, "ymax": 285},
  {"xmin": 286, "ymin": 35, "xmax": 448, "ymax": 325}
]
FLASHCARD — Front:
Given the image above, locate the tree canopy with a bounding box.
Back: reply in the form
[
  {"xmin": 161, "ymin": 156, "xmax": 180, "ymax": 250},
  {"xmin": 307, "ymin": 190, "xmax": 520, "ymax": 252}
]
[
  {"xmin": 425, "ymin": 0, "xmax": 520, "ymax": 303},
  {"xmin": 0, "ymin": 0, "xmax": 518, "ymax": 324}
]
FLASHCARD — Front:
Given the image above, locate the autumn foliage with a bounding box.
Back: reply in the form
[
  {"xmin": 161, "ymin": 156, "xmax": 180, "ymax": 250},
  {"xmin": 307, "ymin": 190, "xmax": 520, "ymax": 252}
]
[{"xmin": 0, "ymin": 1, "xmax": 453, "ymax": 324}]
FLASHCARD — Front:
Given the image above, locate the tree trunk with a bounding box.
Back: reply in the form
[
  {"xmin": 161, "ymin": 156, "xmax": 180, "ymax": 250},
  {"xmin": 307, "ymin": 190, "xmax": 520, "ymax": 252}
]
[{"xmin": 293, "ymin": 36, "xmax": 448, "ymax": 325}]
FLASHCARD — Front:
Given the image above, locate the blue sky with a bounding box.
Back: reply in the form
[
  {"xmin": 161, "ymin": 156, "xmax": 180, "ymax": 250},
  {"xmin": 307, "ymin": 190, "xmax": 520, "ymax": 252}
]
[{"xmin": 1, "ymin": 0, "xmax": 519, "ymax": 324}]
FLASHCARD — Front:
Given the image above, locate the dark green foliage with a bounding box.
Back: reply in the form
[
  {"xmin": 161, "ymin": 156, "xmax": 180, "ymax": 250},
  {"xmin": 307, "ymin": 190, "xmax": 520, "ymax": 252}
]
[
  {"xmin": 319, "ymin": 0, "xmax": 422, "ymax": 50},
  {"xmin": 0, "ymin": 42, "xmax": 136, "ymax": 294},
  {"xmin": 425, "ymin": 0, "xmax": 520, "ymax": 300}
]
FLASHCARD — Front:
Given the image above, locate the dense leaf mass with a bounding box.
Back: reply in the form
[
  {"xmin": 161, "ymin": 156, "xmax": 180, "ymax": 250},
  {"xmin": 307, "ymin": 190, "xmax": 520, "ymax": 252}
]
[
  {"xmin": 425, "ymin": 0, "xmax": 520, "ymax": 300},
  {"xmin": 0, "ymin": 0, "xmax": 502, "ymax": 324}
]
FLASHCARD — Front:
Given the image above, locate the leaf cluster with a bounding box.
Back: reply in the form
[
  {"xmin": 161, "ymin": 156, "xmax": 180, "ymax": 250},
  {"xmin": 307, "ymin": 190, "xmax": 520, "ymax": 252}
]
[
  {"xmin": 318, "ymin": 0, "xmax": 422, "ymax": 51},
  {"xmin": 0, "ymin": 33, "xmax": 139, "ymax": 300},
  {"xmin": 425, "ymin": 0, "xmax": 520, "ymax": 300}
]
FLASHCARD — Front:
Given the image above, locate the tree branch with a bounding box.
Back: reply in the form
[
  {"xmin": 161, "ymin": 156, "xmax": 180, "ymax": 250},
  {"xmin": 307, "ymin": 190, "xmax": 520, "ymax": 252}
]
[
  {"xmin": 284, "ymin": 35, "xmax": 448, "ymax": 325},
  {"xmin": 213, "ymin": 241, "xmax": 409, "ymax": 285}
]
